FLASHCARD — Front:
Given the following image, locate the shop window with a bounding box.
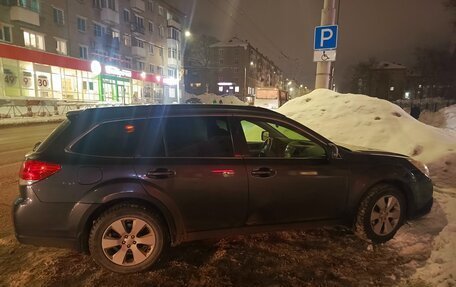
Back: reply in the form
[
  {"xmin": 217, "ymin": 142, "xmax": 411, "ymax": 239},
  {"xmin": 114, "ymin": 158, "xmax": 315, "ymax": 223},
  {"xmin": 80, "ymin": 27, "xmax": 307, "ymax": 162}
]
[
  {"xmin": 79, "ymin": 45, "xmax": 88, "ymax": 59},
  {"xmin": 77, "ymin": 17, "xmax": 86, "ymax": 32},
  {"xmin": 53, "ymin": 7, "xmax": 64, "ymax": 25},
  {"xmin": 23, "ymin": 30, "xmax": 45, "ymax": 50},
  {"xmin": 0, "ymin": 24, "xmax": 12, "ymax": 43},
  {"xmin": 56, "ymin": 38, "xmax": 67, "ymax": 55}
]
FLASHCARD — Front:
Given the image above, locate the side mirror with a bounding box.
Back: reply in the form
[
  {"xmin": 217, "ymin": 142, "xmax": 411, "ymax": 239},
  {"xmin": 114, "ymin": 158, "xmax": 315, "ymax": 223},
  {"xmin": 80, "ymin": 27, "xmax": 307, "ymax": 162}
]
[
  {"xmin": 328, "ymin": 143, "xmax": 341, "ymax": 159},
  {"xmin": 33, "ymin": 141, "xmax": 42, "ymax": 152},
  {"xmin": 261, "ymin": 131, "xmax": 270, "ymax": 141}
]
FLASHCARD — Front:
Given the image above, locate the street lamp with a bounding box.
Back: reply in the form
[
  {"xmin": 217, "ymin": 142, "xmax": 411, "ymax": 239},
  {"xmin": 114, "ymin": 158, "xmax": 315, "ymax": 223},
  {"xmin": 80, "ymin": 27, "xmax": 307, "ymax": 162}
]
[{"xmin": 184, "ymin": 30, "xmax": 191, "ymax": 38}]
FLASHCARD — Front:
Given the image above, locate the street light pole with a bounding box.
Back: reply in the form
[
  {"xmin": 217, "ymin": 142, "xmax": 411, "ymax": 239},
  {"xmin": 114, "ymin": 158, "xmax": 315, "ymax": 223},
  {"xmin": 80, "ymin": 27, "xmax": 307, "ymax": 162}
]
[{"xmin": 315, "ymin": 0, "xmax": 337, "ymax": 89}]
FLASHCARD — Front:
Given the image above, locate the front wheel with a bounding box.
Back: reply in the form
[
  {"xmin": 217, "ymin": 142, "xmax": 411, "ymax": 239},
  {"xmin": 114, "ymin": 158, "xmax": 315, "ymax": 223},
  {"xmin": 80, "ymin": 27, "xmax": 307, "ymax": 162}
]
[
  {"xmin": 354, "ymin": 184, "xmax": 406, "ymax": 244},
  {"xmin": 89, "ymin": 204, "xmax": 167, "ymax": 273}
]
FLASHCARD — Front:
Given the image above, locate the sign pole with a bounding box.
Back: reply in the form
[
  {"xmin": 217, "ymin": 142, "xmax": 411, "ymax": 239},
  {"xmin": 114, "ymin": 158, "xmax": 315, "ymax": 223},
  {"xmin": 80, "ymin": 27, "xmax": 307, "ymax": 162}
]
[{"xmin": 315, "ymin": 0, "xmax": 337, "ymax": 89}]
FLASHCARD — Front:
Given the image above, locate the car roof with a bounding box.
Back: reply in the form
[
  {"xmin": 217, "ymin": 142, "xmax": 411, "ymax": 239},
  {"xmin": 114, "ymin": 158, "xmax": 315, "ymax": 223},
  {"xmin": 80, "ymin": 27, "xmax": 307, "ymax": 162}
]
[{"xmin": 67, "ymin": 104, "xmax": 286, "ymax": 122}]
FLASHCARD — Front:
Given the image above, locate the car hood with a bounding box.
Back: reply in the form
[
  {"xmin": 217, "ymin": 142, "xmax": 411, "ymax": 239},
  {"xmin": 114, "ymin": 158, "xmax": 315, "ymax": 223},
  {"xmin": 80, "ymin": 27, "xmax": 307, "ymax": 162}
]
[{"xmin": 335, "ymin": 142, "xmax": 408, "ymax": 158}]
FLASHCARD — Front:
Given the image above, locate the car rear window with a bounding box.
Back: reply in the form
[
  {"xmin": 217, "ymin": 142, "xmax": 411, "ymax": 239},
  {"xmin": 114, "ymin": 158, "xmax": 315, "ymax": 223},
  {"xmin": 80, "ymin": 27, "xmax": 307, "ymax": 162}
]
[
  {"xmin": 71, "ymin": 119, "xmax": 164, "ymax": 157},
  {"xmin": 36, "ymin": 119, "xmax": 71, "ymax": 152}
]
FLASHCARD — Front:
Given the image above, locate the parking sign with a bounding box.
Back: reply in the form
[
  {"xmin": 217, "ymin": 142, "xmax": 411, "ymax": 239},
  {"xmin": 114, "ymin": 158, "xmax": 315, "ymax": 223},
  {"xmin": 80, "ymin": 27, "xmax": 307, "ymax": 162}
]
[{"xmin": 314, "ymin": 25, "xmax": 338, "ymax": 50}]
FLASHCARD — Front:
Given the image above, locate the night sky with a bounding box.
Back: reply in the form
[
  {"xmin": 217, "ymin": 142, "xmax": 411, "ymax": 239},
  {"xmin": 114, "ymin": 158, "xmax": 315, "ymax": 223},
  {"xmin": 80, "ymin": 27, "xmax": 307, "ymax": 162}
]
[{"xmin": 168, "ymin": 0, "xmax": 454, "ymax": 89}]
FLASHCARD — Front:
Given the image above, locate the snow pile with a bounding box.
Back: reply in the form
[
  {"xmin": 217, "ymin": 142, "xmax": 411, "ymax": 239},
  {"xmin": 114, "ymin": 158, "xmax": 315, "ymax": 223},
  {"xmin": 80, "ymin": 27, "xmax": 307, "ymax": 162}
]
[
  {"xmin": 419, "ymin": 105, "xmax": 456, "ymax": 131},
  {"xmin": 279, "ymin": 89, "xmax": 456, "ymax": 286},
  {"xmin": 183, "ymin": 93, "xmax": 247, "ymax": 106},
  {"xmin": 278, "ymin": 89, "xmax": 456, "ymax": 164}
]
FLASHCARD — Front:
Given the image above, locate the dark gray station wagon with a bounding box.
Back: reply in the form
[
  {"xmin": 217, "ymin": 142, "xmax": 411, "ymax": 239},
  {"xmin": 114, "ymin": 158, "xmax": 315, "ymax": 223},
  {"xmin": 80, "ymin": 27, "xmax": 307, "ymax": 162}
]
[{"xmin": 13, "ymin": 105, "xmax": 433, "ymax": 273}]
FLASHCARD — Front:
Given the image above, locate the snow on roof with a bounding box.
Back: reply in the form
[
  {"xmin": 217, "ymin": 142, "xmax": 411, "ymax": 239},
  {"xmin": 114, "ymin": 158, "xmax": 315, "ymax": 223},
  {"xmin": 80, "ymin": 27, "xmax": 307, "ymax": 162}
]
[
  {"xmin": 183, "ymin": 93, "xmax": 247, "ymax": 106},
  {"xmin": 278, "ymin": 89, "xmax": 456, "ymax": 164},
  {"xmin": 372, "ymin": 61, "xmax": 407, "ymax": 70},
  {"xmin": 210, "ymin": 37, "xmax": 249, "ymax": 48}
]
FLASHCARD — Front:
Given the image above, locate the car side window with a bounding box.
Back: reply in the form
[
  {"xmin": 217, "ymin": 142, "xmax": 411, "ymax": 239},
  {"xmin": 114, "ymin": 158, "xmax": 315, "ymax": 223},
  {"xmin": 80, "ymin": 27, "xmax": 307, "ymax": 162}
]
[
  {"xmin": 239, "ymin": 119, "xmax": 326, "ymax": 159},
  {"xmin": 164, "ymin": 117, "xmax": 234, "ymax": 157},
  {"xmin": 72, "ymin": 119, "xmax": 164, "ymax": 157}
]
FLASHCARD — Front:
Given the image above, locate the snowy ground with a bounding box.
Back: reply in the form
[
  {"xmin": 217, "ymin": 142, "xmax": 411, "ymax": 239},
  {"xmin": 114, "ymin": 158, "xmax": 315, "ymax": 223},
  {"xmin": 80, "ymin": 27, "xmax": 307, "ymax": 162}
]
[
  {"xmin": 279, "ymin": 89, "xmax": 456, "ymax": 286},
  {"xmin": 182, "ymin": 93, "xmax": 247, "ymax": 105}
]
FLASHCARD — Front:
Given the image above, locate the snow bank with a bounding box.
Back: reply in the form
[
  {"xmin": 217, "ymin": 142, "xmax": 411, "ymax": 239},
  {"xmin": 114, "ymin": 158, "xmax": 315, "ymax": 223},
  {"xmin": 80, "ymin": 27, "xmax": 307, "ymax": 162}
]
[
  {"xmin": 279, "ymin": 89, "xmax": 456, "ymax": 286},
  {"xmin": 278, "ymin": 89, "xmax": 456, "ymax": 164},
  {"xmin": 419, "ymin": 105, "xmax": 456, "ymax": 131},
  {"xmin": 183, "ymin": 93, "xmax": 247, "ymax": 106}
]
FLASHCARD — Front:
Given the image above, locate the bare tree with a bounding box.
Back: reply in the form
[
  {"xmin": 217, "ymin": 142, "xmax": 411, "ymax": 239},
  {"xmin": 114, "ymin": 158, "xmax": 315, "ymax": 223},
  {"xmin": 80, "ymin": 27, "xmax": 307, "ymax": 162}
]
[{"xmin": 184, "ymin": 34, "xmax": 219, "ymax": 67}]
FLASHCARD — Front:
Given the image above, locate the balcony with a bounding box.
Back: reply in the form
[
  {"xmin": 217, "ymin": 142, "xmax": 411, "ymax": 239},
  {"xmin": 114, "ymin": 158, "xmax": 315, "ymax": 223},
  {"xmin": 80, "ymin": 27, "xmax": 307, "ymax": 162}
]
[
  {"xmin": 132, "ymin": 46, "xmax": 146, "ymax": 58},
  {"xmin": 130, "ymin": 0, "xmax": 145, "ymax": 12},
  {"xmin": 10, "ymin": 5, "xmax": 40, "ymax": 26},
  {"xmin": 130, "ymin": 22, "xmax": 145, "ymax": 35},
  {"xmin": 167, "ymin": 19, "xmax": 181, "ymax": 30},
  {"xmin": 167, "ymin": 57, "xmax": 178, "ymax": 67},
  {"xmin": 100, "ymin": 8, "xmax": 119, "ymax": 25}
]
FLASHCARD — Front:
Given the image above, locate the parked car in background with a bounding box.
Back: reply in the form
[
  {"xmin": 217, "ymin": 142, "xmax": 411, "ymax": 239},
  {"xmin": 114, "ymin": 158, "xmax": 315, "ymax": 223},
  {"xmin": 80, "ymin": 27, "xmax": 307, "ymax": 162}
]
[{"xmin": 13, "ymin": 105, "xmax": 433, "ymax": 273}]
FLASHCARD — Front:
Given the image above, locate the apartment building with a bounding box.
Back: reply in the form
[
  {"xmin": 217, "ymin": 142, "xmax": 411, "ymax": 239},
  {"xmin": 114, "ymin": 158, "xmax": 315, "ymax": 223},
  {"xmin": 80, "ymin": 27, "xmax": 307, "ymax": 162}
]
[
  {"xmin": 0, "ymin": 0, "xmax": 185, "ymax": 104},
  {"xmin": 185, "ymin": 37, "xmax": 284, "ymax": 103}
]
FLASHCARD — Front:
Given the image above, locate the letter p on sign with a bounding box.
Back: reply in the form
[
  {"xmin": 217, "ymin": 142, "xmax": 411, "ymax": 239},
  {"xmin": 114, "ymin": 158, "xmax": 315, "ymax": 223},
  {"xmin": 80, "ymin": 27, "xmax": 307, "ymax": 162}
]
[{"xmin": 314, "ymin": 25, "xmax": 338, "ymax": 50}]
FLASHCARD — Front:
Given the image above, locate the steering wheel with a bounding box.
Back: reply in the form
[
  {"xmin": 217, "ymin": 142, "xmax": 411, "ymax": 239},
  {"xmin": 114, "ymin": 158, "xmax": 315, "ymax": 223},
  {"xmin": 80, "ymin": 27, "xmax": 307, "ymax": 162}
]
[{"xmin": 259, "ymin": 137, "xmax": 274, "ymax": 157}]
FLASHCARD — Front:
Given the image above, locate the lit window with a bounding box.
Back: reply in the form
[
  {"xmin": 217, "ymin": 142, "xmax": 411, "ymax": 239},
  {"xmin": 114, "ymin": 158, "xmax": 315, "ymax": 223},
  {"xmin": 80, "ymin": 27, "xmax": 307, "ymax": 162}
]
[
  {"xmin": 56, "ymin": 38, "xmax": 67, "ymax": 55},
  {"xmin": 79, "ymin": 45, "xmax": 88, "ymax": 59},
  {"xmin": 23, "ymin": 30, "xmax": 45, "ymax": 50},
  {"xmin": 123, "ymin": 34, "xmax": 131, "ymax": 46},
  {"xmin": 53, "ymin": 7, "xmax": 64, "ymax": 25},
  {"xmin": 219, "ymin": 86, "xmax": 223, "ymax": 92}
]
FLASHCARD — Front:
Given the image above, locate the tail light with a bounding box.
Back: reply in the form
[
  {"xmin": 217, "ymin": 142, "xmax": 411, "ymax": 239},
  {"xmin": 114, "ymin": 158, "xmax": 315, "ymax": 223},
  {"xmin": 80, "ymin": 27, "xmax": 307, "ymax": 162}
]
[{"xmin": 19, "ymin": 160, "xmax": 61, "ymax": 182}]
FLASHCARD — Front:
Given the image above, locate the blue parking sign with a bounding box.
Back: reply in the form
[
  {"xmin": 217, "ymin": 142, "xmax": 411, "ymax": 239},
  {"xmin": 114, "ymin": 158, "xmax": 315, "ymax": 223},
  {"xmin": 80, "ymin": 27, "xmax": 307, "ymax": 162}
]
[{"xmin": 314, "ymin": 25, "xmax": 338, "ymax": 50}]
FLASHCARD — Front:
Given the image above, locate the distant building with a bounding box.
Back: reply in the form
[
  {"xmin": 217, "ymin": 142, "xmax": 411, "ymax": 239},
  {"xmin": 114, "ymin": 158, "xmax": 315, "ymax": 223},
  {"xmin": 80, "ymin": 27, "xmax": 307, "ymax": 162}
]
[
  {"xmin": 368, "ymin": 61, "xmax": 407, "ymax": 101},
  {"xmin": 0, "ymin": 0, "xmax": 185, "ymax": 104},
  {"xmin": 184, "ymin": 37, "xmax": 284, "ymax": 103}
]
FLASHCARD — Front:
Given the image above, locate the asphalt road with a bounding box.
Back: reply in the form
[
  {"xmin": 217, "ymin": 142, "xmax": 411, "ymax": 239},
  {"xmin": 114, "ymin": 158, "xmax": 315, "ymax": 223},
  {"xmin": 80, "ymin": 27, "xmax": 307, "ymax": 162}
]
[{"xmin": 0, "ymin": 123, "xmax": 59, "ymax": 167}]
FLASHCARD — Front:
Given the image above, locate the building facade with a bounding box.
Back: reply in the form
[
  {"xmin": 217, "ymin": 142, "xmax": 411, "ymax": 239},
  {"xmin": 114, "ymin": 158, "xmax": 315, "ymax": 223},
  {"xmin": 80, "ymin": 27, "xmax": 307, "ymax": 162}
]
[
  {"xmin": 185, "ymin": 37, "xmax": 284, "ymax": 103},
  {"xmin": 0, "ymin": 0, "xmax": 185, "ymax": 104}
]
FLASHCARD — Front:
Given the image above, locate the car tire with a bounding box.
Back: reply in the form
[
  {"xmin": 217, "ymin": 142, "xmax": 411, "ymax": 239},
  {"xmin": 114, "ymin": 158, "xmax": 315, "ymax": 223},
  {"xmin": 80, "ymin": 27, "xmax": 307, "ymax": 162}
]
[
  {"xmin": 89, "ymin": 203, "xmax": 167, "ymax": 273},
  {"xmin": 354, "ymin": 184, "xmax": 406, "ymax": 244}
]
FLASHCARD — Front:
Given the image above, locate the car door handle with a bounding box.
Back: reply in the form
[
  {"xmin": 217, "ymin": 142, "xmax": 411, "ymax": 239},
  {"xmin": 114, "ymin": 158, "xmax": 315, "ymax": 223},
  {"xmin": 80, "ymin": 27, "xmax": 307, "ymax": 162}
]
[
  {"xmin": 251, "ymin": 167, "xmax": 276, "ymax": 178},
  {"xmin": 146, "ymin": 168, "xmax": 176, "ymax": 179}
]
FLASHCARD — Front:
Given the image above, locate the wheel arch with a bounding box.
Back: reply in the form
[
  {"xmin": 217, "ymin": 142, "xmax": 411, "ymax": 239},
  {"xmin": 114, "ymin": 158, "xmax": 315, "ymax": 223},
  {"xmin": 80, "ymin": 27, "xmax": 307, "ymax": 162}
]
[
  {"xmin": 75, "ymin": 181, "xmax": 185, "ymax": 253},
  {"xmin": 351, "ymin": 179, "xmax": 413, "ymax": 225}
]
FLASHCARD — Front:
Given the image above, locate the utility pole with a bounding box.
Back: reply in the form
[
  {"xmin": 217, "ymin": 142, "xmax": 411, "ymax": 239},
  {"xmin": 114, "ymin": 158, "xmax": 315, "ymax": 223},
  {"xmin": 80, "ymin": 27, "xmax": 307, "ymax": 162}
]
[{"xmin": 315, "ymin": 0, "xmax": 337, "ymax": 89}]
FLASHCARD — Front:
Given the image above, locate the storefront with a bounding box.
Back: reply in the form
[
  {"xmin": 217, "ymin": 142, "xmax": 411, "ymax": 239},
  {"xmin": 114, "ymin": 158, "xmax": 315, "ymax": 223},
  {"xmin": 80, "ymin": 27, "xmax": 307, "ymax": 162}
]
[{"xmin": 0, "ymin": 43, "xmax": 164, "ymax": 104}]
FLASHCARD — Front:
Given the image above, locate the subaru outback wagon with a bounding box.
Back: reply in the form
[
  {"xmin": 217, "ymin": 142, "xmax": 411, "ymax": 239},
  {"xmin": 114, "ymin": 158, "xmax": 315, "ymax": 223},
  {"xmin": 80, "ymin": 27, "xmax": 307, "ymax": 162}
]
[{"xmin": 13, "ymin": 105, "xmax": 433, "ymax": 273}]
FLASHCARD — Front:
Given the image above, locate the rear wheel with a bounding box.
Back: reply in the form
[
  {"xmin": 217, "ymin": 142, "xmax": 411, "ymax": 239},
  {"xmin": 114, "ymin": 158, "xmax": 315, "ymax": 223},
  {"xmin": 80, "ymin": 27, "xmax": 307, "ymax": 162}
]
[
  {"xmin": 89, "ymin": 204, "xmax": 167, "ymax": 273},
  {"xmin": 354, "ymin": 184, "xmax": 406, "ymax": 244}
]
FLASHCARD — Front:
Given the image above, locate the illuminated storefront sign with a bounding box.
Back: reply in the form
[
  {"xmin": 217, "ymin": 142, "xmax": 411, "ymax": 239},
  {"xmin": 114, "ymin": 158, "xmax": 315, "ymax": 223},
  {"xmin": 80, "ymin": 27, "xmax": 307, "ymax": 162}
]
[{"xmin": 105, "ymin": 65, "xmax": 132, "ymax": 78}]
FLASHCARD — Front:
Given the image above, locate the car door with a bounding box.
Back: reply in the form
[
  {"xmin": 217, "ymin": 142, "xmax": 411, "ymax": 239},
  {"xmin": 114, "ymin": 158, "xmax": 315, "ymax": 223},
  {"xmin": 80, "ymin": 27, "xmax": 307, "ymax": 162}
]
[
  {"xmin": 233, "ymin": 116, "xmax": 350, "ymax": 225},
  {"xmin": 134, "ymin": 115, "xmax": 248, "ymax": 232}
]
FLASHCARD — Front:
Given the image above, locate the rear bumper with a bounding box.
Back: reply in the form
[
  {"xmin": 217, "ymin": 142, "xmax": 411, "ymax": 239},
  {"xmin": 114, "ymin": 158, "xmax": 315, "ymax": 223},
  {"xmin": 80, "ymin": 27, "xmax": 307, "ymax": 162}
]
[{"xmin": 12, "ymin": 186, "xmax": 96, "ymax": 251}]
